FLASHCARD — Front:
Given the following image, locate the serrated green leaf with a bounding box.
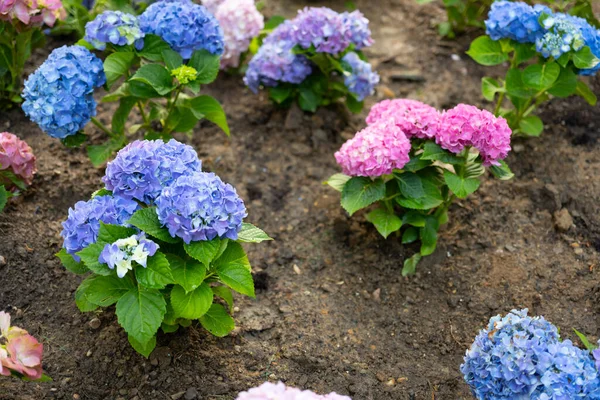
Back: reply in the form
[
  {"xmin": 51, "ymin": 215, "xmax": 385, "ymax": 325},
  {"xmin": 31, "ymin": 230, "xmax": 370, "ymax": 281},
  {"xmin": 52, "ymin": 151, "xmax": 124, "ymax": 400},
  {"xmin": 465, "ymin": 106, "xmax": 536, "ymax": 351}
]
[
  {"xmin": 523, "ymin": 62, "xmax": 560, "ymax": 91},
  {"xmin": 402, "ymin": 211, "xmax": 426, "ymax": 227},
  {"xmin": 489, "ymin": 160, "xmax": 514, "ymax": 181},
  {"xmin": 466, "ymin": 36, "xmax": 508, "ymax": 66},
  {"xmin": 365, "ymin": 208, "xmax": 402, "ymax": 239},
  {"xmin": 104, "ymin": 52, "xmax": 136, "ymax": 88},
  {"xmin": 214, "ymin": 242, "xmax": 254, "ymax": 297},
  {"xmin": 128, "ymin": 208, "xmax": 178, "ymax": 243},
  {"xmin": 184, "ymin": 239, "xmax": 221, "ymax": 266},
  {"xmin": 166, "ymin": 254, "xmax": 206, "ymax": 293},
  {"xmin": 116, "ymin": 287, "xmax": 166, "ymax": 344},
  {"xmin": 128, "ymin": 334, "xmax": 156, "ymax": 358},
  {"xmin": 75, "ymin": 278, "xmax": 100, "ymax": 312},
  {"xmin": 420, "ymin": 142, "xmax": 462, "ymax": 164},
  {"xmin": 136, "ymin": 252, "xmax": 174, "ymax": 289},
  {"xmin": 396, "ymin": 180, "xmax": 444, "ymax": 210},
  {"xmin": 199, "ymin": 303, "xmax": 234, "ymax": 337},
  {"xmin": 298, "ymin": 88, "xmax": 320, "ymax": 112},
  {"xmin": 56, "ymin": 248, "xmax": 88, "ymax": 274},
  {"xmin": 519, "ymin": 115, "xmax": 543, "ymax": 137},
  {"xmin": 187, "ymin": 95, "xmax": 230, "ymax": 135},
  {"xmin": 138, "ymin": 34, "xmax": 171, "ymax": 62},
  {"xmin": 171, "ymin": 283, "xmax": 213, "ymax": 320},
  {"xmin": 130, "ymin": 64, "xmax": 174, "ymax": 95},
  {"xmin": 326, "ymin": 173, "xmax": 351, "ymax": 192},
  {"xmin": 162, "ymin": 49, "xmax": 183, "ymax": 70},
  {"xmin": 576, "ymin": 80, "xmax": 597, "ymax": 106},
  {"xmin": 420, "ymin": 217, "xmax": 439, "ymax": 256},
  {"xmin": 268, "ymin": 86, "xmax": 293, "ymax": 104},
  {"xmin": 547, "ymin": 67, "xmax": 577, "ymax": 98},
  {"xmin": 573, "ymin": 46, "xmax": 600, "ymax": 70},
  {"xmin": 188, "ymin": 50, "xmax": 220, "ymax": 84},
  {"xmin": 401, "ymin": 226, "xmax": 419, "ymax": 244},
  {"xmin": 77, "ymin": 243, "xmax": 112, "ymax": 276},
  {"xmin": 402, "ymin": 253, "xmax": 422, "ymax": 276},
  {"xmin": 340, "ymin": 177, "xmax": 386, "ymax": 216},
  {"xmin": 98, "ymin": 223, "xmax": 138, "ymax": 244},
  {"xmin": 212, "ymin": 286, "xmax": 234, "ymax": 312},
  {"xmin": 481, "ymin": 77, "xmax": 503, "ymax": 101},
  {"xmin": 85, "ymin": 274, "xmax": 135, "ymax": 307},
  {"xmin": 443, "ymin": 170, "xmax": 480, "ymax": 199},
  {"xmin": 237, "ymin": 223, "xmax": 272, "ymax": 243},
  {"xmin": 396, "ymin": 172, "xmax": 425, "ymax": 199}
]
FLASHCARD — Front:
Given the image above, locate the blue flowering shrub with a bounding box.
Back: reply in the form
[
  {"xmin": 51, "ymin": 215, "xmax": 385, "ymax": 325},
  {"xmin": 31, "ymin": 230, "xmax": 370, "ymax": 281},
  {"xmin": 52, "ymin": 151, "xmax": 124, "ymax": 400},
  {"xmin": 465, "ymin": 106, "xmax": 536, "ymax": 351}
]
[
  {"xmin": 56, "ymin": 139, "xmax": 272, "ymax": 357},
  {"xmin": 462, "ymin": 309, "xmax": 600, "ymax": 399},
  {"xmin": 466, "ymin": 1, "xmax": 600, "ymax": 137},
  {"xmin": 24, "ymin": 0, "xmax": 230, "ymax": 167},
  {"xmin": 245, "ymin": 7, "xmax": 379, "ymax": 113}
]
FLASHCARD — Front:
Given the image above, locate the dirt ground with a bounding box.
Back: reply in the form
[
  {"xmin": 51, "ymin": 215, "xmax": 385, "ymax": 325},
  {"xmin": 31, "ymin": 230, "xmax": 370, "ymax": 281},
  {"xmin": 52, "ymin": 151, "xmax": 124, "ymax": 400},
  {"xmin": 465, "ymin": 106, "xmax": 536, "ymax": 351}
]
[{"xmin": 1, "ymin": 0, "xmax": 600, "ymax": 399}]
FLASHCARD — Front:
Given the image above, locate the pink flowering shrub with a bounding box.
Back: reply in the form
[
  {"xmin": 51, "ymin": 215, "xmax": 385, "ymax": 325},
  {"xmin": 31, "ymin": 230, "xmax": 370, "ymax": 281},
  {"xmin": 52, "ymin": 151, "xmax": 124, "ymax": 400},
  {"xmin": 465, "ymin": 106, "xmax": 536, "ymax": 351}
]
[
  {"xmin": 328, "ymin": 99, "xmax": 514, "ymax": 274},
  {"xmin": 237, "ymin": 382, "xmax": 351, "ymax": 400},
  {"xmin": 0, "ymin": 0, "xmax": 65, "ymax": 27},
  {"xmin": 0, "ymin": 132, "xmax": 36, "ymax": 212},
  {"xmin": 0, "ymin": 311, "xmax": 46, "ymax": 381}
]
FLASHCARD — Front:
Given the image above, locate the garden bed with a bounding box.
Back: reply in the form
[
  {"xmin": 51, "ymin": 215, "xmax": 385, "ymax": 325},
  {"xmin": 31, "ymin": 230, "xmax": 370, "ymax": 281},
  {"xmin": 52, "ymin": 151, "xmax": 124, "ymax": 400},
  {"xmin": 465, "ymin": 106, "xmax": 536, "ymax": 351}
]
[{"xmin": 1, "ymin": 0, "xmax": 600, "ymax": 399}]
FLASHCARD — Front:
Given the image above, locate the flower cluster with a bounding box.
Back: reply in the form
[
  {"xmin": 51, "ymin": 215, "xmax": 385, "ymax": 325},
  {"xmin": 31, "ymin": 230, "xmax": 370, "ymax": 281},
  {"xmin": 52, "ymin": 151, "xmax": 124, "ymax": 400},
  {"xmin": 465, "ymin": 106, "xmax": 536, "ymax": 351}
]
[
  {"xmin": 84, "ymin": 10, "xmax": 145, "ymax": 51},
  {"xmin": 139, "ymin": 0, "xmax": 224, "ymax": 59},
  {"xmin": 156, "ymin": 172, "xmax": 247, "ymax": 243},
  {"xmin": 22, "ymin": 45, "xmax": 106, "ymax": 139},
  {"xmin": 485, "ymin": 1, "xmax": 550, "ymax": 43},
  {"xmin": 237, "ymin": 382, "xmax": 351, "ymax": 400},
  {"xmin": 0, "ymin": 132, "xmax": 36, "ymax": 187},
  {"xmin": 99, "ymin": 233, "xmax": 159, "ymax": 278},
  {"xmin": 0, "ymin": 311, "xmax": 44, "ymax": 380},
  {"xmin": 461, "ymin": 309, "xmax": 600, "ymax": 399},
  {"xmin": 292, "ymin": 7, "xmax": 351, "ymax": 54},
  {"xmin": 341, "ymin": 52, "xmax": 380, "ymax": 101},
  {"xmin": 366, "ymin": 99, "xmax": 440, "ymax": 140},
  {"xmin": 342, "ymin": 10, "xmax": 374, "ymax": 50},
  {"xmin": 0, "ymin": 0, "xmax": 65, "ymax": 27},
  {"xmin": 536, "ymin": 13, "xmax": 585, "ymax": 59}
]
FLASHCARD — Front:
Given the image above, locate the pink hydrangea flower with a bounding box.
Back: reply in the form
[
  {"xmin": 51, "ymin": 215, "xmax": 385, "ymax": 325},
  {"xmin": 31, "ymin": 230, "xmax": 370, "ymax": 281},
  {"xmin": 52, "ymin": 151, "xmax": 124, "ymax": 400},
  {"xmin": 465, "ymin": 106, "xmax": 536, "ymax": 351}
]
[
  {"xmin": 0, "ymin": 0, "xmax": 16, "ymax": 15},
  {"xmin": 366, "ymin": 99, "xmax": 440, "ymax": 140},
  {"xmin": 0, "ymin": 132, "xmax": 37, "ymax": 187},
  {"xmin": 436, "ymin": 104, "xmax": 511, "ymax": 166},
  {"xmin": 0, "ymin": 311, "xmax": 44, "ymax": 380},
  {"xmin": 335, "ymin": 120, "xmax": 411, "ymax": 177},
  {"xmin": 1, "ymin": 0, "xmax": 65, "ymax": 27},
  {"xmin": 237, "ymin": 382, "xmax": 351, "ymax": 400}
]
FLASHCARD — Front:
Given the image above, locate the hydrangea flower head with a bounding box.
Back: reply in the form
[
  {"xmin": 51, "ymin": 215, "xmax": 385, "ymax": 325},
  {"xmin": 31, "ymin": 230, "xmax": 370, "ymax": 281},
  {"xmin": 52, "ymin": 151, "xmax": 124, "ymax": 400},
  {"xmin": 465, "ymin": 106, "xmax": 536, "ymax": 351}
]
[
  {"xmin": 84, "ymin": 10, "xmax": 145, "ymax": 51},
  {"xmin": 536, "ymin": 13, "xmax": 585, "ymax": 59},
  {"xmin": 171, "ymin": 65, "xmax": 198, "ymax": 84},
  {"xmin": 0, "ymin": 0, "xmax": 16, "ymax": 15},
  {"xmin": 335, "ymin": 120, "xmax": 411, "ymax": 177},
  {"xmin": 156, "ymin": 172, "xmax": 247, "ymax": 243},
  {"xmin": 291, "ymin": 7, "xmax": 350, "ymax": 54},
  {"xmin": 236, "ymin": 382, "xmax": 351, "ymax": 400},
  {"xmin": 366, "ymin": 99, "xmax": 440, "ymax": 140},
  {"xmin": 99, "ymin": 233, "xmax": 159, "ymax": 278},
  {"xmin": 342, "ymin": 10, "xmax": 373, "ymax": 50},
  {"xmin": 0, "ymin": 132, "xmax": 37, "ymax": 186},
  {"xmin": 138, "ymin": 0, "xmax": 224, "ymax": 59},
  {"xmin": 570, "ymin": 15, "xmax": 600, "ymax": 76},
  {"xmin": 201, "ymin": 0, "xmax": 223, "ymax": 14},
  {"xmin": 341, "ymin": 52, "xmax": 379, "ymax": 101},
  {"xmin": 0, "ymin": 313, "xmax": 44, "ymax": 380},
  {"xmin": 1, "ymin": 0, "xmax": 66, "ymax": 27},
  {"xmin": 485, "ymin": 1, "xmax": 550, "ymax": 43},
  {"xmin": 22, "ymin": 45, "xmax": 106, "ymax": 139},
  {"xmin": 103, "ymin": 139, "xmax": 202, "ymax": 205},
  {"xmin": 60, "ymin": 195, "xmax": 140, "ymax": 260}
]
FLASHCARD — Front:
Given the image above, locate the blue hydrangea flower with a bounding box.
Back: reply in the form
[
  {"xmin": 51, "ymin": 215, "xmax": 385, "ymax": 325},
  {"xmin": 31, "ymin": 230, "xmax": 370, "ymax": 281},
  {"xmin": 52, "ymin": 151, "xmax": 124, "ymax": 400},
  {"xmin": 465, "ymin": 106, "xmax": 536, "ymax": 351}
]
[
  {"xmin": 156, "ymin": 172, "xmax": 247, "ymax": 243},
  {"xmin": 85, "ymin": 10, "xmax": 145, "ymax": 51},
  {"xmin": 138, "ymin": 0, "xmax": 224, "ymax": 59},
  {"xmin": 485, "ymin": 1, "xmax": 551, "ymax": 43},
  {"xmin": 536, "ymin": 13, "xmax": 585, "ymax": 59},
  {"xmin": 342, "ymin": 10, "xmax": 373, "ymax": 50},
  {"xmin": 22, "ymin": 45, "xmax": 106, "ymax": 139},
  {"xmin": 571, "ymin": 16, "xmax": 600, "ymax": 76},
  {"xmin": 341, "ymin": 52, "xmax": 379, "ymax": 101},
  {"xmin": 61, "ymin": 195, "xmax": 140, "ymax": 260},
  {"xmin": 103, "ymin": 139, "xmax": 202, "ymax": 205},
  {"xmin": 99, "ymin": 233, "xmax": 159, "ymax": 278},
  {"xmin": 291, "ymin": 7, "xmax": 350, "ymax": 54}
]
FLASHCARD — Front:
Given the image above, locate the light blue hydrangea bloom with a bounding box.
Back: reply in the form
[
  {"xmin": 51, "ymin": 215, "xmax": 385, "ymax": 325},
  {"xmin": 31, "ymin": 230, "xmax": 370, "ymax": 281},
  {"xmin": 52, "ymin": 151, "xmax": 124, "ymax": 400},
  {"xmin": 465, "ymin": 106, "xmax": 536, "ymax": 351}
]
[
  {"xmin": 341, "ymin": 52, "xmax": 379, "ymax": 101},
  {"xmin": 85, "ymin": 10, "xmax": 145, "ymax": 51},
  {"xmin": 342, "ymin": 10, "xmax": 374, "ymax": 50},
  {"xmin": 99, "ymin": 233, "xmax": 159, "ymax": 278},
  {"xmin": 485, "ymin": 1, "xmax": 551, "ymax": 43},
  {"xmin": 536, "ymin": 13, "xmax": 585, "ymax": 59}
]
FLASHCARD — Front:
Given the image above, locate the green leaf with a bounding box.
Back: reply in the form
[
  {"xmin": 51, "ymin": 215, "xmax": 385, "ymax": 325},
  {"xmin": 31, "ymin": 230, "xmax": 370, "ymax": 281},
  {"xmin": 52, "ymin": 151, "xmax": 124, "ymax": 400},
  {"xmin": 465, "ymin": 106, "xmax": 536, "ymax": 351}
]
[
  {"xmin": 164, "ymin": 105, "xmax": 200, "ymax": 134},
  {"xmin": 77, "ymin": 243, "xmax": 112, "ymax": 276},
  {"xmin": 56, "ymin": 248, "xmax": 88, "ymax": 274},
  {"xmin": 466, "ymin": 36, "xmax": 508, "ymax": 66},
  {"xmin": 130, "ymin": 64, "xmax": 174, "ymax": 95},
  {"xmin": 573, "ymin": 46, "xmax": 600, "ymax": 70},
  {"xmin": 402, "ymin": 253, "xmax": 422, "ymax": 276},
  {"xmin": 75, "ymin": 278, "xmax": 99, "ymax": 312},
  {"xmin": 199, "ymin": 304, "xmax": 235, "ymax": 337},
  {"xmin": 136, "ymin": 252, "xmax": 175, "ymax": 289},
  {"xmin": 128, "ymin": 80, "xmax": 161, "ymax": 99},
  {"xmin": 128, "ymin": 335, "xmax": 156, "ymax": 358},
  {"xmin": 61, "ymin": 133, "xmax": 87, "ymax": 148},
  {"xmin": 184, "ymin": 239, "xmax": 222, "ymax": 266},
  {"xmin": 128, "ymin": 208, "xmax": 178, "ymax": 243},
  {"xmin": 345, "ymin": 96, "xmax": 364, "ymax": 114},
  {"xmin": 0, "ymin": 185, "xmax": 6, "ymax": 213},
  {"xmin": 547, "ymin": 67, "xmax": 578, "ymax": 98},
  {"xmin": 396, "ymin": 180, "xmax": 444, "ymax": 210},
  {"xmin": 420, "ymin": 142, "xmax": 462, "ymax": 164},
  {"xmin": 365, "ymin": 208, "xmax": 402, "ymax": 239},
  {"xmin": 112, "ymin": 97, "xmax": 138, "ymax": 135},
  {"xmin": 443, "ymin": 170, "xmax": 480, "ymax": 199},
  {"xmin": 104, "ymin": 52, "xmax": 136, "ymax": 88},
  {"xmin": 420, "ymin": 217, "xmax": 439, "ymax": 256},
  {"xmin": 489, "ymin": 160, "xmax": 514, "ymax": 181},
  {"xmin": 576, "ymin": 80, "xmax": 597, "ymax": 106},
  {"xmin": 212, "ymin": 286, "xmax": 234, "ymax": 312},
  {"xmin": 188, "ymin": 50, "xmax": 220, "ymax": 84},
  {"xmin": 481, "ymin": 77, "xmax": 503, "ymax": 101},
  {"xmin": 340, "ymin": 177, "xmax": 386, "ymax": 216},
  {"xmin": 523, "ymin": 62, "xmax": 560, "ymax": 91},
  {"xmin": 138, "ymin": 34, "xmax": 171, "ymax": 62},
  {"xmin": 402, "ymin": 211, "xmax": 426, "ymax": 227},
  {"xmin": 268, "ymin": 86, "xmax": 293, "ymax": 104},
  {"xmin": 171, "ymin": 283, "xmax": 213, "ymax": 320},
  {"xmin": 326, "ymin": 173, "xmax": 351, "ymax": 192},
  {"xmin": 161, "ymin": 323, "xmax": 179, "ymax": 334},
  {"xmin": 161, "ymin": 49, "xmax": 183, "ymax": 70},
  {"xmin": 395, "ymin": 172, "xmax": 425, "ymax": 199},
  {"xmin": 166, "ymin": 254, "xmax": 207, "ymax": 293},
  {"xmin": 403, "ymin": 157, "xmax": 432, "ymax": 172},
  {"xmin": 264, "ymin": 15, "xmax": 285, "ymax": 30},
  {"xmin": 519, "ymin": 115, "xmax": 543, "ymax": 137},
  {"xmin": 87, "ymin": 140, "xmax": 122, "ymax": 168},
  {"xmin": 298, "ymin": 88, "xmax": 320, "ymax": 112},
  {"xmin": 237, "ymin": 223, "xmax": 273, "ymax": 243},
  {"xmin": 513, "ymin": 42, "xmax": 536, "ymax": 65},
  {"xmin": 116, "ymin": 287, "xmax": 166, "ymax": 344},
  {"xmin": 85, "ymin": 275, "xmax": 135, "ymax": 307},
  {"xmin": 98, "ymin": 223, "xmax": 137, "ymax": 244},
  {"xmin": 573, "ymin": 329, "xmax": 598, "ymax": 351},
  {"xmin": 214, "ymin": 242, "xmax": 255, "ymax": 297},
  {"xmin": 187, "ymin": 95, "xmax": 230, "ymax": 135},
  {"xmin": 102, "ymin": 82, "xmax": 131, "ymax": 103},
  {"xmin": 401, "ymin": 226, "xmax": 419, "ymax": 244},
  {"xmin": 505, "ymin": 68, "xmax": 535, "ymax": 99}
]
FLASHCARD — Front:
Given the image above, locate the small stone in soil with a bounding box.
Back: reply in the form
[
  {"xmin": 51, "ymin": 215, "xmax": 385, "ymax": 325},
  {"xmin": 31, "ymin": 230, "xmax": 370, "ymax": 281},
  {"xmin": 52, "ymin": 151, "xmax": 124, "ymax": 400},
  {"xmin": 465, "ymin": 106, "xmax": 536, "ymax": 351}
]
[
  {"xmin": 553, "ymin": 208, "xmax": 573, "ymax": 232},
  {"xmin": 184, "ymin": 388, "xmax": 198, "ymax": 400},
  {"xmin": 0, "ymin": 255, "xmax": 6, "ymax": 266},
  {"xmin": 88, "ymin": 318, "xmax": 101, "ymax": 330}
]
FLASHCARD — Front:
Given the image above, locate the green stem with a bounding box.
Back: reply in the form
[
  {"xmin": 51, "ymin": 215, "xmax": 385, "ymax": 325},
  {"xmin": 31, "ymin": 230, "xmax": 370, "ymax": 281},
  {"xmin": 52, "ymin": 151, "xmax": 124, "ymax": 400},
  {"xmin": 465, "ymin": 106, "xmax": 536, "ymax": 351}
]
[
  {"xmin": 493, "ymin": 91, "xmax": 505, "ymax": 116},
  {"xmin": 91, "ymin": 117, "xmax": 115, "ymax": 138},
  {"xmin": 137, "ymin": 100, "xmax": 150, "ymax": 125},
  {"xmin": 166, "ymin": 87, "xmax": 182, "ymax": 119}
]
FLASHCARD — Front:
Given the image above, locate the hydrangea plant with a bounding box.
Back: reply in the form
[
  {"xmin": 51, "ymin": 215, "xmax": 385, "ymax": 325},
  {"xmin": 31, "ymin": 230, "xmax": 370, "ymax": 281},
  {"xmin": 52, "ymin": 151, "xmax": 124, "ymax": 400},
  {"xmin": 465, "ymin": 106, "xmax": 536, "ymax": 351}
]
[
  {"xmin": 327, "ymin": 99, "xmax": 514, "ymax": 274},
  {"xmin": 57, "ymin": 139, "xmax": 272, "ymax": 357},
  {"xmin": 23, "ymin": 0, "xmax": 229, "ymax": 167},
  {"xmin": 467, "ymin": 1, "xmax": 599, "ymax": 137},
  {"xmin": 244, "ymin": 6, "xmax": 379, "ymax": 113},
  {"xmin": 0, "ymin": 0, "xmax": 66, "ymax": 108},
  {"xmin": 461, "ymin": 309, "xmax": 600, "ymax": 399},
  {"xmin": 0, "ymin": 132, "xmax": 36, "ymax": 213},
  {"xmin": 237, "ymin": 382, "xmax": 351, "ymax": 400}
]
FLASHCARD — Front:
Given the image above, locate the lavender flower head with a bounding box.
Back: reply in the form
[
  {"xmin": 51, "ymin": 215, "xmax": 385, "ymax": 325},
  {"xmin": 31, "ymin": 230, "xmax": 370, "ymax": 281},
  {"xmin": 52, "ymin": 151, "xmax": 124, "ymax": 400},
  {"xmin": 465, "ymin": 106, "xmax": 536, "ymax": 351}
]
[
  {"xmin": 85, "ymin": 10, "xmax": 145, "ymax": 51},
  {"xmin": 341, "ymin": 52, "xmax": 379, "ymax": 101},
  {"xmin": 99, "ymin": 233, "xmax": 159, "ymax": 278},
  {"xmin": 342, "ymin": 10, "xmax": 373, "ymax": 50},
  {"xmin": 138, "ymin": 0, "xmax": 224, "ymax": 59},
  {"xmin": 156, "ymin": 172, "xmax": 247, "ymax": 244},
  {"xmin": 236, "ymin": 382, "xmax": 351, "ymax": 400},
  {"xmin": 103, "ymin": 139, "xmax": 202, "ymax": 205},
  {"xmin": 291, "ymin": 7, "xmax": 350, "ymax": 54},
  {"xmin": 61, "ymin": 195, "xmax": 140, "ymax": 260},
  {"xmin": 536, "ymin": 13, "xmax": 585, "ymax": 59},
  {"xmin": 485, "ymin": 1, "xmax": 551, "ymax": 43}
]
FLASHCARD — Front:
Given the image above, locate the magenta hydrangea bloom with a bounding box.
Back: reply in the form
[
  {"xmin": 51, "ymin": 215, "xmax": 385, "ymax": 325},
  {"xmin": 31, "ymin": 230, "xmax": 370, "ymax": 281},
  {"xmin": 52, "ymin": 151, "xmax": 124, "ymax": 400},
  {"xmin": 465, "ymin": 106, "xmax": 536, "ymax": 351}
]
[
  {"xmin": 237, "ymin": 382, "xmax": 351, "ymax": 400},
  {"xmin": 335, "ymin": 120, "xmax": 411, "ymax": 177},
  {"xmin": 436, "ymin": 104, "xmax": 512, "ymax": 166},
  {"xmin": 366, "ymin": 99, "xmax": 440, "ymax": 140},
  {"xmin": 0, "ymin": 132, "xmax": 36, "ymax": 187}
]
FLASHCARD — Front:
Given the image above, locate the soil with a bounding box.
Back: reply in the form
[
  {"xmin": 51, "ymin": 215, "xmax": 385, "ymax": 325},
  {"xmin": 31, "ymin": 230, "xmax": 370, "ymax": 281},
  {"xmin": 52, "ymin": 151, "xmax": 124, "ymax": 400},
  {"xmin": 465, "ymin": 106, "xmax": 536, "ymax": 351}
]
[{"xmin": 1, "ymin": 1, "xmax": 600, "ymax": 399}]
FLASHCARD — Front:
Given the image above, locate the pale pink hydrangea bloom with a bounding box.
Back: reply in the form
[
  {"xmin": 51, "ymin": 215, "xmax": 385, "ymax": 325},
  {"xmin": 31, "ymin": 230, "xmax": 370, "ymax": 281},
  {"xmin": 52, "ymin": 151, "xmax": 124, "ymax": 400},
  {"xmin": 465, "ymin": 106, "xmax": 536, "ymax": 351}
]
[
  {"xmin": 0, "ymin": 0, "xmax": 16, "ymax": 15},
  {"xmin": 0, "ymin": 132, "xmax": 37, "ymax": 186},
  {"xmin": 1, "ymin": 0, "xmax": 65, "ymax": 27},
  {"xmin": 366, "ymin": 99, "xmax": 440, "ymax": 140},
  {"xmin": 0, "ymin": 311, "xmax": 44, "ymax": 380},
  {"xmin": 335, "ymin": 120, "xmax": 411, "ymax": 177},
  {"xmin": 237, "ymin": 382, "xmax": 351, "ymax": 400},
  {"xmin": 436, "ymin": 104, "xmax": 511, "ymax": 166},
  {"xmin": 201, "ymin": 0, "xmax": 225, "ymax": 14}
]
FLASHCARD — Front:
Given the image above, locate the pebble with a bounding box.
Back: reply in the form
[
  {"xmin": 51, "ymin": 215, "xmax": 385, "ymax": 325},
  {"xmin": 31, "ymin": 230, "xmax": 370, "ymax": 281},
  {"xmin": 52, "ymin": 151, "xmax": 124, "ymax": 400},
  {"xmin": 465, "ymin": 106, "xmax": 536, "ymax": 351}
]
[
  {"xmin": 553, "ymin": 208, "xmax": 573, "ymax": 232},
  {"xmin": 88, "ymin": 318, "xmax": 101, "ymax": 330},
  {"xmin": 372, "ymin": 288, "xmax": 381, "ymax": 302},
  {"xmin": 0, "ymin": 255, "xmax": 6, "ymax": 266},
  {"xmin": 184, "ymin": 388, "xmax": 198, "ymax": 400},
  {"xmin": 171, "ymin": 392, "xmax": 185, "ymax": 400}
]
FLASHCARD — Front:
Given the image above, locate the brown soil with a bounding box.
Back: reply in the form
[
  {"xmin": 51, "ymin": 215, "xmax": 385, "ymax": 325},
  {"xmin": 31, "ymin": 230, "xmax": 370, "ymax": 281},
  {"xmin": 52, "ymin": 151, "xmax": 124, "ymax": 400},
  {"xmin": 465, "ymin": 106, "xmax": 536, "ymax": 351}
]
[{"xmin": 1, "ymin": 1, "xmax": 600, "ymax": 399}]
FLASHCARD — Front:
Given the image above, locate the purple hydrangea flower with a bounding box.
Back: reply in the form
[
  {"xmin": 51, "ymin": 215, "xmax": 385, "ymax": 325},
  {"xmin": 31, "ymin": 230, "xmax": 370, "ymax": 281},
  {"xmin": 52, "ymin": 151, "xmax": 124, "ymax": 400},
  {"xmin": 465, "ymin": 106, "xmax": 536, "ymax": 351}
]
[
  {"xmin": 485, "ymin": 1, "xmax": 551, "ymax": 43},
  {"xmin": 236, "ymin": 382, "xmax": 351, "ymax": 399},
  {"xmin": 61, "ymin": 195, "xmax": 140, "ymax": 260},
  {"xmin": 103, "ymin": 139, "xmax": 202, "ymax": 205},
  {"xmin": 291, "ymin": 7, "xmax": 350, "ymax": 54},
  {"xmin": 99, "ymin": 233, "xmax": 159, "ymax": 278},
  {"xmin": 341, "ymin": 52, "xmax": 379, "ymax": 101},
  {"xmin": 342, "ymin": 10, "xmax": 373, "ymax": 50},
  {"xmin": 156, "ymin": 172, "xmax": 247, "ymax": 243},
  {"xmin": 84, "ymin": 10, "xmax": 145, "ymax": 51},
  {"xmin": 138, "ymin": 0, "xmax": 224, "ymax": 59}
]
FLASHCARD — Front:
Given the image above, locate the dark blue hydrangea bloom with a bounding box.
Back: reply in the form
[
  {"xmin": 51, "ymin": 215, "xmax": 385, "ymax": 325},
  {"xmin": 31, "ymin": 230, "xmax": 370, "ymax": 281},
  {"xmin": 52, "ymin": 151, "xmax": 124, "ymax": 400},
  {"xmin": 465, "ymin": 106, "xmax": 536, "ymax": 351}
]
[
  {"xmin": 22, "ymin": 45, "xmax": 106, "ymax": 139},
  {"xmin": 291, "ymin": 7, "xmax": 350, "ymax": 54},
  {"xmin": 341, "ymin": 52, "xmax": 379, "ymax": 101},
  {"xmin": 536, "ymin": 13, "xmax": 585, "ymax": 59},
  {"xmin": 485, "ymin": 1, "xmax": 551, "ymax": 43},
  {"xmin": 103, "ymin": 139, "xmax": 202, "ymax": 205},
  {"xmin": 342, "ymin": 10, "xmax": 374, "ymax": 50},
  {"xmin": 138, "ymin": 0, "xmax": 224, "ymax": 59},
  {"xmin": 85, "ymin": 10, "xmax": 145, "ymax": 51},
  {"xmin": 571, "ymin": 16, "xmax": 600, "ymax": 76},
  {"xmin": 156, "ymin": 172, "xmax": 247, "ymax": 244},
  {"xmin": 61, "ymin": 195, "xmax": 140, "ymax": 260}
]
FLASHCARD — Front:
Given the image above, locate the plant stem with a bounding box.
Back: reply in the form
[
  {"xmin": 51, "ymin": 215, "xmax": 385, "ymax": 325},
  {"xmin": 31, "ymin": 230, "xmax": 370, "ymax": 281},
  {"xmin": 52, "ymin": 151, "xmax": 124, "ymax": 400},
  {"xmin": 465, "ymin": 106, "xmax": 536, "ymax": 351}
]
[
  {"xmin": 166, "ymin": 87, "xmax": 182, "ymax": 119},
  {"xmin": 137, "ymin": 100, "xmax": 150, "ymax": 125},
  {"xmin": 493, "ymin": 92, "xmax": 505, "ymax": 116},
  {"xmin": 91, "ymin": 117, "xmax": 115, "ymax": 138}
]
